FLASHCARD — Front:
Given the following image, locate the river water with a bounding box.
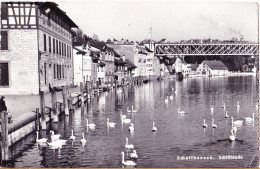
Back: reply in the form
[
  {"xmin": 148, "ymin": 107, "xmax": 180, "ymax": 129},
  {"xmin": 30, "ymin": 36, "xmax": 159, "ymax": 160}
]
[{"xmin": 3, "ymin": 76, "xmax": 259, "ymax": 168}]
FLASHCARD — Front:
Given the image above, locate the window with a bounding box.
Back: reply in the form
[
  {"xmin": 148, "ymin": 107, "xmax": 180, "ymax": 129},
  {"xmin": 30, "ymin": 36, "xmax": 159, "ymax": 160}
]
[
  {"xmin": 64, "ymin": 44, "xmax": 66, "ymax": 57},
  {"xmin": 59, "ymin": 41, "xmax": 61, "ymax": 55},
  {"xmin": 44, "ymin": 34, "xmax": 46, "ymax": 51},
  {"xmin": 70, "ymin": 46, "xmax": 72, "ymax": 58},
  {"xmin": 49, "ymin": 36, "xmax": 51, "ymax": 53},
  {"xmin": 1, "ymin": 31, "xmax": 8, "ymax": 50},
  {"xmin": 1, "ymin": 4, "xmax": 8, "ymax": 20},
  {"xmin": 53, "ymin": 38, "xmax": 55, "ymax": 54},
  {"xmin": 53, "ymin": 64, "xmax": 56, "ymax": 79},
  {"xmin": 62, "ymin": 42, "xmax": 64, "ymax": 56},
  {"xmin": 67, "ymin": 45, "xmax": 69, "ymax": 58},
  {"xmin": 0, "ymin": 63, "xmax": 9, "ymax": 86},
  {"xmin": 56, "ymin": 40, "xmax": 58, "ymax": 54},
  {"xmin": 62, "ymin": 65, "xmax": 64, "ymax": 78}
]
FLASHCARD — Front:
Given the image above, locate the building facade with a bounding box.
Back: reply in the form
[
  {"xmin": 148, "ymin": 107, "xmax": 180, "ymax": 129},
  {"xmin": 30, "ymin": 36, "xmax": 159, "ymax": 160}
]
[
  {"xmin": 197, "ymin": 60, "xmax": 229, "ymax": 76},
  {"xmin": 0, "ymin": 2, "xmax": 77, "ymax": 95}
]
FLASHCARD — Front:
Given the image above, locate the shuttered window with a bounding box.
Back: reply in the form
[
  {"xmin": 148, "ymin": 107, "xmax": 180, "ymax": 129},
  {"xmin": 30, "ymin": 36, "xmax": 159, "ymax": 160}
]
[
  {"xmin": 53, "ymin": 38, "xmax": 55, "ymax": 54},
  {"xmin": 49, "ymin": 36, "xmax": 51, "ymax": 53},
  {"xmin": 1, "ymin": 4, "xmax": 8, "ymax": 20},
  {"xmin": 0, "ymin": 63, "xmax": 9, "ymax": 86},
  {"xmin": 1, "ymin": 31, "xmax": 8, "ymax": 50},
  {"xmin": 44, "ymin": 34, "xmax": 46, "ymax": 51}
]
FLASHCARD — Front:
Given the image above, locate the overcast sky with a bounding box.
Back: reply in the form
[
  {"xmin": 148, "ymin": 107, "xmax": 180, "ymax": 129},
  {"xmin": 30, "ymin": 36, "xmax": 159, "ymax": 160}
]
[{"xmin": 56, "ymin": 1, "xmax": 258, "ymax": 42}]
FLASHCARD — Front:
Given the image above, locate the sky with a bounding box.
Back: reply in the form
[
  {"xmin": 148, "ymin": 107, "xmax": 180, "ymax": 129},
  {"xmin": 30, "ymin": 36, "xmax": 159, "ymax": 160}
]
[{"xmin": 55, "ymin": 0, "xmax": 258, "ymax": 42}]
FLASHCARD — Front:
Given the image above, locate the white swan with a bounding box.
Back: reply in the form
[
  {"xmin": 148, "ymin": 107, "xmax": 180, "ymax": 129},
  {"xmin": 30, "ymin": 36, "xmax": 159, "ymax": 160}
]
[
  {"xmin": 120, "ymin": 111, "xmax": 126, "ymax": 120},
  {"xmin": 47, "ymin": 140, "xmax": 63, "ymax": 147},
  {"xmin": 130, "ymin": 150, "xmax": 138, "ymax": 159},
  {"xmin": 232, "ymin": 123, "xmax": 237, "ymax": 136},
  {"xmin": 178, "ymin": 107, "xmax": 186, "ymax": 114},
  {"xmin": 256, "ymin": 103, "xmax": 258, "ymax": 110},
  {"xmin": 122, "ymin": 118, "xmax": 131, "ymax": 124},
  {"xmin": 236, "ymin": 101, "xmax": 240, "ymax": 109},
  {"xmin": 70, "ymin": 130, "xmax": 76, "ymax": 140},
  {"xmin": 152, "ymin": 122, "xmax": 157, "ymax": 132},
  {"xmin": 169, "ymin": 94, "xmax": 173, "ymax": 100},
  {"xmin": 222, "ymin": 103, "xmax": 226, "ymax": 109},
  {"xmin": 203, "ymin": 119, "xmax": 208, "ymax": 128},
  {"xmin": 125, "ymin": 137, "xmax": 134, "ymax": 149},
  {"xmin": 127, "ymin": 107, "xmax": 132, "ymax": 113},
  {"xmin": 244, "ymin": 113, "xmax": 255, "ymax": 123},
  {"xmin": 86, "ymin": 119, "xmax": 96, "ymax": 128},
  {"xmin": 231, "ymin": 117, "xmax": 243, "ymax": 126},
  {"xmin": 229, "ymin": 128, "xmax": 236, "ymax": 141},
  {"xmin": 131, "ymin": 105, "xmax": 137, "ymax": 113},
  {"xmin": 80, "ymin": 133, "xmax": 86, "ymax": 144},
  {"xmin": 225, "ymin": 110, "xmax": 229, "ymax": 118},
  {"xmin": 165, "ymin": 96, "xmax": 169, "ymax": 104},
  {"xmin": 121, "ymin": 152, "xmax": 137, "ymax": 166},
  {"xmin": 50, "ymin": 131, "xmax": 61, "ymax": 141},
  {"xmin": 107, "ymin": 118, "xmax": 116, "ymax": 127},
  {"xmin": 36, "ymin": 131, "xmax": 48, "ymax": 143},
  {"xmin": 129, "ymin": 123, "xmax": 134, "ymax": 132},
  {"xmin": 210, "ymin": 105, "xmax": 214, "ymax": 113},
  {"xmin": 212, "ymin": 119, "xmax": 217, "ymax": 128}
]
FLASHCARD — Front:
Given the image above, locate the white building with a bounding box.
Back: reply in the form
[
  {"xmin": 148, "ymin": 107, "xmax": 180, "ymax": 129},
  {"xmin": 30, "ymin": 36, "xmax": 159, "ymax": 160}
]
[
  {"xmin": 197, "ymin": 60, "xmax": 228, "ymax": 76},
  {"xmin": 73, "ymin": 43, "xmax": 92, "ymax": 86}
]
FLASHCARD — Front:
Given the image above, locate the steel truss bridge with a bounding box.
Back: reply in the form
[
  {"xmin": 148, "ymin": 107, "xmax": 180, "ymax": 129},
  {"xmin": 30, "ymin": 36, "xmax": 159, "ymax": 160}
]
[{"xmin": 155, "ymin": 43, "xmax": 259, "ymax": 57}]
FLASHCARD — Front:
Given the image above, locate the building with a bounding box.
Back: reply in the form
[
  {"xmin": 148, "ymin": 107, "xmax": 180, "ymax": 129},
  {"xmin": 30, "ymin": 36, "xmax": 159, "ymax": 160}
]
[
  {"xmin": 73, "ymin": 42, "xmax": 92, "ymax": 86},
  {"xmin": 197, "ymin": 60, "xmax": 229, "ymax": 76},
  {"xmin": 0, "ymin": 2, "xmax": 78, "ymax": 95},
  {"xmin": 114, "ymin": 57, "xmax": 127, "ymax": 85},
  {"xmin": 90, "ymin": 41, "xmax": 115, "ymax": 87}
]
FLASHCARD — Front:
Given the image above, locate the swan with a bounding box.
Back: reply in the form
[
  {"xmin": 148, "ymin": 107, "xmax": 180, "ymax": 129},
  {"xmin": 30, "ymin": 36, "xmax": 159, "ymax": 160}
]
[
  {"xmin": 229, "ymin": 128, "xmax": 236, "ymax": 141},
  {"xmin": 130, "ymin": 150, "xmax": 138, "ymax": 159},
  {"xmin": 125, "ymin": 137, "xmax": 134, "ymax": 149},
  {"xmin": 70, "ymin": 130, "xmax": 76, "ymax": 140},
  {"xmin": 244, "ymin": 113, "xmax": 255, "ymax": 123},
  {"xmin": 210, "ymin": 105, "xmax": 214, "ymax": 113},
  {"xmin": 222, "ymin": 103, "xmax": 226, "ymax": 109},
  {"xmin": 212, "ymin": 119, "xmax": 217, "ymax": 128},
  {"xmin": 50, "ymin": 131, "xmax": 61, "ymax": 141},
  {"xmin": 122, "ymin": 118, "xmax": 131, "ymax": 124},
  {"xmin": 178, "ymin": 107, "xmax": 186, "ymax": 114},
  {"xmin": 127, "ymin": 107, "xmax": 132, "ymax": 113},
  {"xmin": 86, "ymin": 119, "xmax": 96, "ymax": 128},
  {"xmin": 165, "ymin": 96, "xmax": 169, "ymax": 104},
  {"xmin": 121, "ymin": 152, "xmax": 137, "ymax": 166},
  {"xmin": 231, "ymin": 117, "xmax": 243, "ymax": 126},
  {"xmin": 47, "ymin": 140, "xmax": 63, "ymax": 147},
  {"xmin": 225, "ymin": 110, "xmax": 229, "ymax": 118},
  {"xmin": 107, "ymin": 118, "xmax": 116, "ymax": 127},
  {"xmin": 36, "ymin": 131, "xmax": 48, "ymax": 143},
  {"xmin": 169, "ymin": 94, "xmax": 173, "ymax": 100},
  {"xmin": 203, "ymin": 119, "xmax": 208, "ymax": 128},
  {"xmin": 129, "ymin": 123, "xmax": 134, "ymax": 132},
  {"xmin": 120, "ymin": 111, "xmax": 126, "ymax": 120},
  {"xmin": 256, "ymin": 103, "xmax": 258, "ymax": 110},
  {"xmin": 152, "ymin": 122, "xmax": 157, "ymax": 132},
  {"xmin": 131, "ymin": 105, "xmax": 137, "ymax": 113},
  {"xmin": 236, "ymin": 101, "xmax": 240, "ymax": 109},
  {"xmin": 80, "ymin": 133, "xmax": 86, "ymax": 144},
  {"xmin": 232, "ymin": 123, "xmax": 237, "ymax": 136}
]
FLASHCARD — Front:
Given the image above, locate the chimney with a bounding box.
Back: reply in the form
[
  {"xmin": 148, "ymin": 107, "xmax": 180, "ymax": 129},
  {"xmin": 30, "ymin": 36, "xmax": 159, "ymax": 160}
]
[{"xmin": 122, "ymin": 55, "xmax": 125, "ymax": 61}]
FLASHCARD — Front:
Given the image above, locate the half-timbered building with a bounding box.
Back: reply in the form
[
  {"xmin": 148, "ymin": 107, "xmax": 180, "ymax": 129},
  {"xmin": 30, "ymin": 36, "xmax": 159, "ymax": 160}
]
[{"xmin": 0, "ymin": 2, "xmax": 78, "ymax": 95}]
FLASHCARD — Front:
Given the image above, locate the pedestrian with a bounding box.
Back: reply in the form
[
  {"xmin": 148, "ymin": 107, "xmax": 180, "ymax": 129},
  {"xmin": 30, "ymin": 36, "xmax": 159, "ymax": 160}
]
[{"xmin": 0, "ymin": 96, "xmax": 7, "ymax": 113}]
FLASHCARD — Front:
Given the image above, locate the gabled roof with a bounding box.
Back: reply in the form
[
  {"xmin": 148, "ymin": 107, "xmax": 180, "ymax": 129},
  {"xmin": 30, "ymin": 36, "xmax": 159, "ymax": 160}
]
[
  {"xmin": 115, "ymin": 58, "xmax": 127, "ymax": 65},
  {"xmin": 203, "ymin": 60, "xmax": 228, "ymax": 70},
  {"xmin": 125, "ymin": 59, "xmax": 137, "ymax": 70},
  {"xmin": 108, "ymin": 45, "xmax": 135, "ymax": 59},
  {"xmin": 35, "ymin": 2, "xmax": 78, "ymax": 28}
]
